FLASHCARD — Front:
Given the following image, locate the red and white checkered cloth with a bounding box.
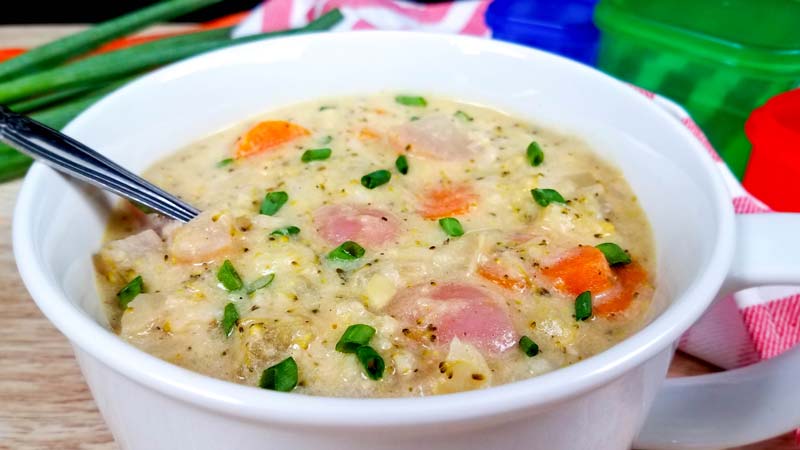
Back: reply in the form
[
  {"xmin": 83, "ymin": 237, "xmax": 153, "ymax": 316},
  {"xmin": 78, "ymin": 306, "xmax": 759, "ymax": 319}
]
[{"xmin": 234, "ymin": 0, "xmax": 800, "ymax": 396}]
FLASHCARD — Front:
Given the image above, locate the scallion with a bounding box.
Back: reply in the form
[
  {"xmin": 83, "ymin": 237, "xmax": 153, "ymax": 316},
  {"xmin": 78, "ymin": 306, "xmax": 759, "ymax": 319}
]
[
  {"xmin": 360, "ymin": 169, "xmax": 391, "ymax": 189},
  {"xmin": 531, "ymin": 188, "xmax": 566, "ymax": 207},
  {"xmin": 0, "ymin": 0, "xmax": 224, "ymax": 82},
  {"xmin": 216, "ymin": 158, "xmax": 234, "ymax": 168},
  {"xmin": 221, "ymin": 302, "xmax": 239, "ymax": 337},
  {"xmin": 355, "ymin": 345, "xmax": 385, "ymax": 380},
  {"xmin": 438, "ymin": 217, "xmax": 464, "ymax": 237},
  {"xmin": 259, "ymin": 357, "xmax": 298, "ymax": 392},
  {"xmin": 270, "ymin": 226, "xmax": 300, "ymax": 237},
  {"xmin": 395, "ymin": 95, "xmax": 427, "ymax": 107},
  {"xmin": 301, "ymin": 147, "xmax": 331, "ymax": 162},
  {"xmin": 260, "ymin": 191, "xmax": 288, "ymax": 216},
  {"xmin": 116, "ymin": 275, "xmax": 143, "ymax": 309},
  {"xmin": 247, "ymin": 273, "xmax": 275, "ymax": 294},
  {"xmin": 526, "ymin": 141, "xmax": 544, "ymax": 167},
  {"xmin": 575, "ymin": 291, "xmax": 592, "ymax": 321},
  {"xmin": 217, "ymin": 260, "xmax": 243, "ymax": 291},
  {"xmin": 454, "ymin": 110, "xmax": 473, "ymax": 122},
  {"xmin": 596, "ymin": 243, "xmax": 631, "ymax": 266},
  {"xmin": 395, "ymin": 155, "xmax": 409, "ymax": 175},
  {"xmin": 519, "ymin": 336, "xmax": 539, "ymax": 357},
  {"xmin": 336, "ymin": 324, "xmax": 376, "ymax": 353},
  {"xmin": 327, "ymin": 241, "xmax": 365, "ymax": 261}
]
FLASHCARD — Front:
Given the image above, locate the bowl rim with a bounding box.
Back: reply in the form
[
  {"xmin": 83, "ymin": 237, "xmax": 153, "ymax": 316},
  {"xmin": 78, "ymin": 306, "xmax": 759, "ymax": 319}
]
[{"xmin": 12, "ymin": 31, "xmax": 735, "ymax": 427}]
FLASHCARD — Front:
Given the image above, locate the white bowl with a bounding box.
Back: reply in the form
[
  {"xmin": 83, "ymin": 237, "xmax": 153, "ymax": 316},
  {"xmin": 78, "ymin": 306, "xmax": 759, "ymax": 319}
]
[{"xmin": 13, "ymin": 32, "xmax": 800, "ymax": 450}]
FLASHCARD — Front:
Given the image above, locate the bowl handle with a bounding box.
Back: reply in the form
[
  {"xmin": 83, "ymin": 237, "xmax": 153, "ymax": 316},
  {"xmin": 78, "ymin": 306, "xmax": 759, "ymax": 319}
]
[{"xmin": 635, "ymin": 213, "xmax": 800, "ymax": 449}]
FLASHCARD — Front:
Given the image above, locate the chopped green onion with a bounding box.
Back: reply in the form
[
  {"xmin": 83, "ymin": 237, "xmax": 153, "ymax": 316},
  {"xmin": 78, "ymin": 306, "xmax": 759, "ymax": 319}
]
[
  {"xmin": 319, "ymin": 105, "xmax": 335, "ymax": 111},
  {"xmin": 438, "ymin": 217, "xmax": 464, "ymax": 237},
  {"xmin": 259, "ymin": 357, "xmax": 298, "ymax": 392},
  {"xmin": 336, "ymin": 324, "xmax": 376, "ymax": 353},
  {"xmin": 247, "ymin": 273, "xmax": 275, "ymax": 294},
  {"xmin": 355, "ymin": 345, "xmax": 385, "ymax": 380},
  {"xmin": 575, "ymin": 291, "xmax": 593, "ymax": 321},
  {"xmin": 221, "ymin": 302, "xmax": 239, "ymax": 337},
  {"xmin": 117, "ymin": 275, "xmax": 143, "ymax": 309},
  {"xmin": 526, "ymin": 141, "xmax": 544, "ymax": 167},
  {"xmin": 260, "ymin": 191, "xmax": 288, "ymax": 216},
  {"xmin": 270, "ymin": 226, "xmax": 300, "ymax": 237},
  {"xmin": 301, "ymin": 147, "xmax": 332, "ymax": 162},
  {"xmin": 217, "ymin": 260, "xmax": 243, "ymax": 291},
  {"xmin": 395, "ymin": 95, "xmax": 427, "ymax": 107},
  {"xmin": 319, "ymin": 135, "xmax": 333, "ymax": 144},
  {"xmin": 531, "ymin": 188, "xmax": 566, "ymax": 207},
  {"xmin": 596, "ymin": 243, "xmax": 632, "ymax": 266},
  {"xmin": 519, "ymin": 336, "xmax": 539, "ymax": 357},
  {"xmin": 454, "ymin": 110, "xmax": 473, "ymax": 122},
  {"xmin": 395, "ymin": 155, "xmax": 409, "ymax": 175},
  {"xmin": 216, "ymin": 158, "xmax": 234, "ymax": 168},
  {"xmin": 361, "ymin": 169, "xmax": 391, "ymax": 189},
  {"xmin": 409, "ymin": 116, "xmax": 421, "ymax": 121},
  {"xmin": 327, "ymin": 241, "xmax": 366, "ymax": 261}
]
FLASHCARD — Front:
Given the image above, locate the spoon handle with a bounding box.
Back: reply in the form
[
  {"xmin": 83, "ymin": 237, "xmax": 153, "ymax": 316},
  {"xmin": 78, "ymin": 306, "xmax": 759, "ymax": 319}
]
[{"xmin": 0, "ymin": 105, "xmax": 199, "ymax": 223}]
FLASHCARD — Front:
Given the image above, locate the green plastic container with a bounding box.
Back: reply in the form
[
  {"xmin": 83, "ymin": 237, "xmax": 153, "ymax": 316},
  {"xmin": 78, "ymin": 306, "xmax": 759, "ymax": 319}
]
[{"xmin": 594, "ymin": 0, "xmax": 800, "ymax": 179}]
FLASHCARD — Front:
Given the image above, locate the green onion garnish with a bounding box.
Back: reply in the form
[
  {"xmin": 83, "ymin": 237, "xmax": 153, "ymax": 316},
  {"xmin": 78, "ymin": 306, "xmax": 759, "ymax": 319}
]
[
  {"xmin": 526, "ymin": 141, "xmax": 544, "ymax": 167},
  {"xmin": 301, "ymin": 148, "xmax": 332, "ymax": 162},
  {"xmin": 361, "ymin": 169, "xmax": 391, "ymax": 189},
  {"xmin": 319, "ymin": 135, "xmax": 333, "ymax": 144},
  {"xmin": 259, "ymin": 356, "xmax": 298, "ymax": 392},
  {"xmin": 454, "ymin": 110, "xmax": 473, "ymax": 122},
  {"xmin": 221, "ymin": 302, "xmax": 239, "ymax": 337},
  {"xmin": 217, "ymin": 260, "xmax": 243, "ymax": 291},
  {"xmin": 409, "ymin": 116, "xmax": 421, "ymax": 121},
  {"xmin": 596, "ymin": 243, "xmax": 631, "ymax": 266},
  {"xmin": 395, "ymin": 95, "xmax": 427, "ymax": 107},
  {"xmin": 216, "ymin": 158, "xmax": 234, "ymax": 168},
  {"xmin": 438, "ymin": 217, "xmax": 464, "ymax": 237},
  {"xmin": 395, "ymin": 155, "xmax": 409, "ymax": 175},
  {"xmin": 355, "ymin": 345, "xmax": 385, "ymax": 380},
  {"xmin": 247, "ymin": 273, "xmax": 275, "ymax": 294},
  {"xmin": 531, "ymin": 188, "xmax": 566, "ymax": 207},
  {"xmin": 270, "ymin": 226, "xmax": 300, "ymax": 237},
  {"xmin": 336, "ymin": 324, "xmax": 376, "ymax": 353},
  {"xmin": 260, "ymin": 191, "xmax": 289, "ymax": 216},
  {"xmin": 327, "ymin": 241, "xmax": 366, "ymax": 261},
  {"xmin": 117, "ymin": 275, "xmax": 143, "ymax": 309},
  {"xmin": 519, "ymin": 336, "xmax": 539, "ymax": 357},
  {"xmin": 575, "ymin": 291, "xmax": 592, "ymax": 321}
]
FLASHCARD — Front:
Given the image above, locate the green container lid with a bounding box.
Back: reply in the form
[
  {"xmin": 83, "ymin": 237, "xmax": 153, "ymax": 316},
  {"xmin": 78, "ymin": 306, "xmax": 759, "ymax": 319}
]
[{"xmin": 595, "ymin": 0, "xmax": 800, "ymax": 76}]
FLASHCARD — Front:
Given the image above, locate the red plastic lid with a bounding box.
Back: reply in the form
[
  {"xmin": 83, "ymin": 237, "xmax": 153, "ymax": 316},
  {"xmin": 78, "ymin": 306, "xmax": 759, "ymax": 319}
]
[{"xmin": 743, "ymin": 88, "xmax": 800, "ymax": 212}]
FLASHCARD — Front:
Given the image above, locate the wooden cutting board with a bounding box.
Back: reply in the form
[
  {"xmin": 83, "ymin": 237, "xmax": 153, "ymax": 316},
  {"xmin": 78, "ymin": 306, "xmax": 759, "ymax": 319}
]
[{"xmin": 0, "ymin": 25, "xmax": 793, "ymax": 450}]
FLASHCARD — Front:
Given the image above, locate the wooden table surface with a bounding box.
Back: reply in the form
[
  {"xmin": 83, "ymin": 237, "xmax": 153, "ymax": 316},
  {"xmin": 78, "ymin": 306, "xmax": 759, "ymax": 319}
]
[{"xmin": 0, "ymin": 26, "xmax": 794, "ymax": 450}]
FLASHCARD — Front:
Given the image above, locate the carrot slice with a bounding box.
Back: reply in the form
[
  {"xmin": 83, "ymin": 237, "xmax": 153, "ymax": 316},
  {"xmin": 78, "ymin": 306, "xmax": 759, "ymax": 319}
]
[
  {"xmin": 419, "ymin": 183, "xmax": 477, "ymax": 219},
  {"xmin": 200, "ymin": 11, "xmax": 249, "ymax": 29},
  {"xmin": 477, "ymin": 263, "xmax": 528, "ymax": 292},
  {"xmin": 0, "ymin": 48, "xmax": 25, "ymax": 63},
  {"xmin": 594, "ymin": 262, "xmax": 648, "ymax": 316},
  {"xmin": 540, "ymin": 246, "xmax": 614, "ymax": 296},
  {"xmin": 234, "ymin": 120, "xmax": 310, "ymax": 159}
]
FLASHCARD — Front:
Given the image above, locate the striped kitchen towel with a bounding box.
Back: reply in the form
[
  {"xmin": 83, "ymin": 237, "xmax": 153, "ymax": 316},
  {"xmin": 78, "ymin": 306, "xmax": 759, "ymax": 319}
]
[{"xmin": 234, "ymin": 0, "xmax": 800, "ymax": 383}]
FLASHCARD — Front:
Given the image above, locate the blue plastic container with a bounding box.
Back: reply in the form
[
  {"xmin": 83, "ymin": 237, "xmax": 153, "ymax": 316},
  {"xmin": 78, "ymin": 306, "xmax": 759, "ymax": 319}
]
[{"xmin": 485, "ymin": 0, "xmax": 600, "ymax": 65}]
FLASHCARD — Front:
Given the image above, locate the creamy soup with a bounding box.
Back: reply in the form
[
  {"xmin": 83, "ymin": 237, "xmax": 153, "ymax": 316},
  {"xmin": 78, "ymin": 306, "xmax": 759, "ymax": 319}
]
[{"xmin": 95, "ymin": 94, "xmax": 655, "ymax": 397}]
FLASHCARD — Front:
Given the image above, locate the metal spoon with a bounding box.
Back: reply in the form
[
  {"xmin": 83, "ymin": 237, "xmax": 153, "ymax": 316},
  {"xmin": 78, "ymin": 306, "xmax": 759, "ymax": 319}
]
[{"xmin": 0, "ymin": 105, "xmax": 199, "ymax": 223}]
